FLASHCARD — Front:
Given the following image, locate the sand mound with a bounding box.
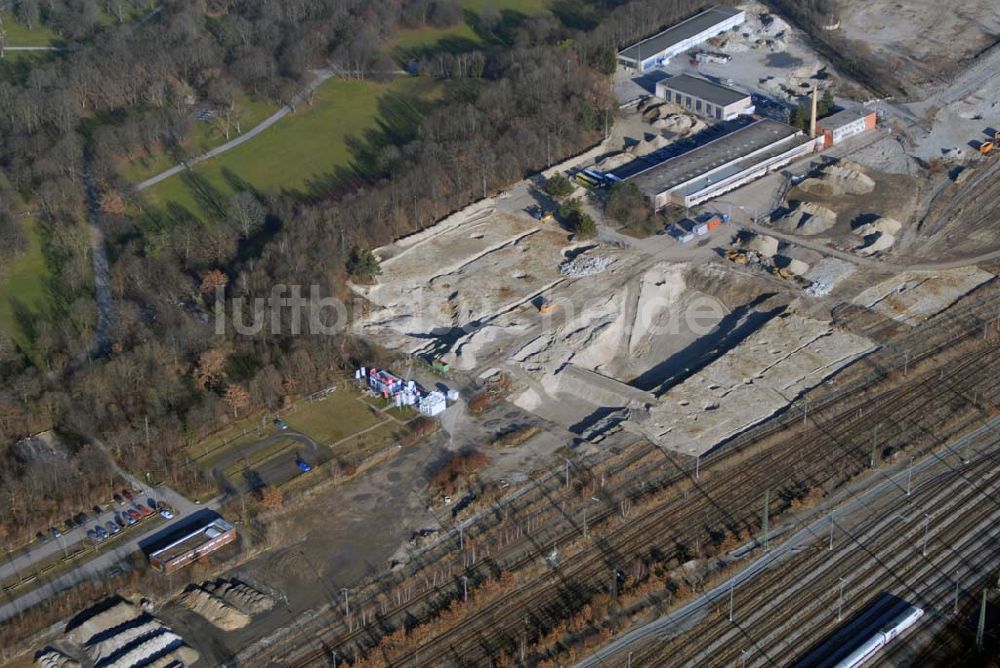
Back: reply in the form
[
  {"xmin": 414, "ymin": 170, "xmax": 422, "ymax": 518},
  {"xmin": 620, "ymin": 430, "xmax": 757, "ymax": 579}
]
[
  {"xmin": 797, "ymin": 162, "xmax": 876, "ymax": 198},
  {"xmin": 597, "ymin": 152, "xmax": 633, "ymax": 170},
  {"xmin": 776, "ymin": 257, "xmax": 810, "ymax": 275},
  {"xmin": 642, "ymin": 102, "xmax": 666, "ymax": 122},
  {"xmin": 776, "ymin": 202, "xmax": 836, "ymax": 235},
  {"xmin": 744, "ymin": 234, "xmax": 779, "ymax": 257},
  {"xmin": 36, "ymin": 649, "xmax": 80, "ymax": 668},
  {"xmin": 181, "ymin": 587, "xmax": 252, "ymax": 631},
  {"xmin": 856, "ymin": 231, "xmax": 895, "ymax": 256},
  {"xmin": 656, "ymin": 113, "xmax": 707, "ymax": 136},
  {"xmin": 204, "ymin": 579, "xmax": 277, "ymax": 615},
  {"xmin": 853, "ymin": 216, "xmax": 902, "ymax": 237}
]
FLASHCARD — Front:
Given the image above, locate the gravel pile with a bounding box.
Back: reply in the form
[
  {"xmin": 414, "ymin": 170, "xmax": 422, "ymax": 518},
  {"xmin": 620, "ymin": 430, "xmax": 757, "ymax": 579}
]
[{"xmin": 560, "ymin": 255, "xmax": 612, "ymax": 277}]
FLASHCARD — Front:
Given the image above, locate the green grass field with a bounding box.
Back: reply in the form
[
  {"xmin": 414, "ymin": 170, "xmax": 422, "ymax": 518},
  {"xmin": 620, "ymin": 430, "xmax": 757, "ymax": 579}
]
[
  {"xmin": 0, "ymin": 217, "xmax": 50, "ymax": 349},
  {"xmin": 0, "ymin": 13, "xmax": 59, "ymax": 46},
  {"xmin": 141, "ymin": 76, "xmax": 437, "ymax": 222},
  {"xmin": 121, "ymin": 93, "xmax": 279, "ymax": 184},
  {"xmin": 285, "ymin": 389, "xmax": 384, "ymax": 445}
]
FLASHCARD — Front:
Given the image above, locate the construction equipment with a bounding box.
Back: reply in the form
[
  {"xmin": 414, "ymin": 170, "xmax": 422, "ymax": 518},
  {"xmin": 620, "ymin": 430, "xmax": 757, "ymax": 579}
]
[
  {"xmin": 978, "ymin": 141, "xmax": 995, "ymax": 155},
  {"xmin": 725, "ymin": 249, "xmax": 748, "ymax": 265},
  {"xmin": 538, "ymin": 298, "xmax": 557, "ymax": 314}
]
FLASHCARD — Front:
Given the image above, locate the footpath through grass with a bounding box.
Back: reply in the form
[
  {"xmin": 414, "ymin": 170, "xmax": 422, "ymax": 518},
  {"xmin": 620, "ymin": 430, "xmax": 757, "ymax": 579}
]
[
  {"xmin": 141, "ymin": 77, "xmax": 435, "ymax": 222},
  {"xmin": 0, "ymin": 217, "xmax": 50, "ymax": 349},
  {"xmin": 120, "ymin": 92, "xmax": 279, "ymax": 184}
]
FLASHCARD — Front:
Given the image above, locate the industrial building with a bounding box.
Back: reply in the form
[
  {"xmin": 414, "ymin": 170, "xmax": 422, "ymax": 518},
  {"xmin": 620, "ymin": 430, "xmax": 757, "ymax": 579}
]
[
  {"xmin": 655, "ymin": 74, "xmax": 754, "ymax": 120},
  {"xmin": 148, "ymin": 517, "xmax": 236, "ymax": 574},
  {"xmin": 628, "ymin": 119, "xmax": 818, "ymax": 208},
  {"xmin": 618, "ymin": 7, "xmax": 746, "ymax": 72},
  {"xmin": 815, "ymin": 109, "xmax": 877, "ymax": 148}
]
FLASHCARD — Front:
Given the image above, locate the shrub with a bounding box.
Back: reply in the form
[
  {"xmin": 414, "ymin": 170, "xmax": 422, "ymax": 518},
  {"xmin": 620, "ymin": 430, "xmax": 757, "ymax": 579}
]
[{"xmin": 542, "ymin": 173, "xmax": 574, "ymax": 199}]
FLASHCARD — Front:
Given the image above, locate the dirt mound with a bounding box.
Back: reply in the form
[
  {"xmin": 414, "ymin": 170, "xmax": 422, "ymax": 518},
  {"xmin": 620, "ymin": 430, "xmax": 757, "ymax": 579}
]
[
  {"xmin": 631, "ymin": 136, "xmax": 670, "ymax": 157},
  {"xmin": 180, "ymin": 587, "xmax": 252, "ymax": 631},
  {"xmin": 36, "ymin": 649, "xmax": 80, "ymax": 668},
  {"xmin": 744, "ymin": 234, "xmax": 779, "ymax": 257},
  {"xmin": 797, "ymin": 162, "xmax": 876, "ymax": 197},
  {"xmin": 204, "ymin": 578, "xmax": 276, "ymax": 615},
  {"xmin": 856, "ymin": 231, "xmax": 895, "ymax": 256},
  {"xmin": 776, "ymin": 257, "xmax": 810, "ymax": 276},
  {"xmin": 642, "ymin": 102, "xmax": 667, "ymax": 122},
  {"xmin": 853, "ymin": 216, "xmax": 902, "ymax": 237},
  {"xmin": 597, "ymin": 152, "xmax": 633, "ymax": 170},
  {"xmin": 654, "ymin": 113, "xmax": 707, "ymax": 136},
  {"xmin": 775, "ymin": 202, "xmax": 836, "ymax": 235}
]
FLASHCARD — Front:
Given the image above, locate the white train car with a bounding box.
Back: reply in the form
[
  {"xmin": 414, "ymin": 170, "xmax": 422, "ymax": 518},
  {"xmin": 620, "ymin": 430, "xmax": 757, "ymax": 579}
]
[{"xmin": 833, "ymin": 606, "xmax": 924, "ymax": 668}]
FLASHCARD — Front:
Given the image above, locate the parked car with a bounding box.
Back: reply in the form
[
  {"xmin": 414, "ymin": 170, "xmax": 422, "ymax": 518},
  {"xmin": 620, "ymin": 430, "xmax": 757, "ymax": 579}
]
[
  {"xmin": 112, "ymin": 493, "xmax": 124, "ymax": 505},
  {"xmin": 74, "ymin": 512, "xmax": 89, "ymax": 525},
  {"xmin": 147, "ymin": 498, "xmax": 158, "ymax": 510},
  {"xmin": 86, "ymin": 529, "xmax": 98, "ymax": 544},
  {"xmin": 135, "ymin": 505, "xmax": 153, "ymax": 518},
  {"xmin": 295, "ymin": 458, "xmax": 312, "ymax": 473},
  {"xmin": 64, "ymin": 519, "xmax": 76, "ymax": 531},
  {"xmin": 48, "ymin": 527, "xmax": 62, "ymax": 539},
  {"xmin": 106, "ymin": 521, "xmax": 120, "ymax": 535},
  {"xmin": 114, "ymin": 514, "xmax": 127, "ymax": 528},
  {"xmin": 127, "ymin": 509, "xmax": 141, "ymax": 522},
  {"xmin": 274, "ymin": 418, "xmax": 289, "ymax": 430},
  {"xmin": 122, "ymin": 489, "xmax": 134, "ymax": 501},
  {"xmin": 95, "ymin": 526, "xmax": 109, "ymax": 541},
  {"xmin": 36, "ymin": 532, "xmax": 49, "ymax": 544},
  {"xmin": 123, "ymin": 512, "xmax": 137, "ymax": 526},
  {"xmin": 158, "ymin": 508, "xmax": 174, "ymax": 520}
]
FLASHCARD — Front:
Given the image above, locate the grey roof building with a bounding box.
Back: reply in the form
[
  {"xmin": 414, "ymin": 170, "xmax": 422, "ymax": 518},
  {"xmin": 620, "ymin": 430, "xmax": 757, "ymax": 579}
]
[
  {"xmin": 618, "ymin": 7, "xmax": 746, "ymax": 72},
  {"xmin": 656, "ymin": 74, "xmax": 754, "ymax": 120},
  {"xmin": 627, "ymin": 119, "xmax": 818, "ymax": 208}
]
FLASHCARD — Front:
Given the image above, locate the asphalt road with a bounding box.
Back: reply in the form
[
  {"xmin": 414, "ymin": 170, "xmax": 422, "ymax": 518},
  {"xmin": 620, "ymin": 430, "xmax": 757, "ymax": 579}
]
[{"xmin": 576, "ymin": 415, "xmax": 1000, "ymax": 667}]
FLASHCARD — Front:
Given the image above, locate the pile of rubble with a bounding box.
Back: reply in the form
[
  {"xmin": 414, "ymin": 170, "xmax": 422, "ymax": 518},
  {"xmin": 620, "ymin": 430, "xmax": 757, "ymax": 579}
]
[
  {"xmin": 560, "ymin": 255, "xmax": 612, "ymax": 277},
  {"xmin": 180, "ymin": 578, "xmax": 276, "ymax": 630},
  {"xmin": 775, "ymin": 202, "xmax": 837, "ymax": 235},
  {"xmin": 48, "ymin": 597, "xmax": 199, "ymax": 668},
  {"xmin": 797, "ymin": 162, "xmax": 875, "ymax": 197}
]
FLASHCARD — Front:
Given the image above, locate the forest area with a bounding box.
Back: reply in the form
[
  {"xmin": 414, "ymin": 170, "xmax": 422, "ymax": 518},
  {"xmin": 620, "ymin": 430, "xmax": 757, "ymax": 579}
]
[{"xmin": 0, "ymin": 0, "xmax": 714, "ymax": 545}]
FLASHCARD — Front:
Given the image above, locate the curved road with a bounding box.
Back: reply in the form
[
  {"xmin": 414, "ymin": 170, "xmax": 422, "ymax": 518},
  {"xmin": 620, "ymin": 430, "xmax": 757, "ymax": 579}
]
[{"xmin": 134, "ymin": 68, "xmax": 337, "ymax": 191}]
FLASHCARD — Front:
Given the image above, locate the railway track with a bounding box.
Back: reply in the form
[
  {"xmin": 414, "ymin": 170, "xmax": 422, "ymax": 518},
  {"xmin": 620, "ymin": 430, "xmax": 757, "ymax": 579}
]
[
  {"xmin": 627, "ymin": 429, "xmax": 1000, "ymax": 667},
  {"xmin": 354, "ymin": 345, "xmax": 999, "ymax": 666},
  {"xmin": 247, "ymin": 289, "xmax": 1000, "ymax": 667}
]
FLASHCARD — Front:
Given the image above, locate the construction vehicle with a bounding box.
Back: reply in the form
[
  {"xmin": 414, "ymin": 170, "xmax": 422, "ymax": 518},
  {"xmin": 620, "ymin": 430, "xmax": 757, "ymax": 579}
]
[
  {"xmin": 725, "ymin": 249, "xmax": 748, "ymax": 265},
  {"xmin": 538, "ymin": 298, "xmax": 557, "ymax": 314},
  {"xmin": 979, "ymin": 141, "xmax": 995, "ymax": 155}
]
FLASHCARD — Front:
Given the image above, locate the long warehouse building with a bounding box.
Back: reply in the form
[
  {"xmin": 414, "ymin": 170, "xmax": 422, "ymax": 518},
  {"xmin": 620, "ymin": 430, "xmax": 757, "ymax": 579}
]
[
  {"xmin": 618, "ymin": 7, "xmax": 746, "ymax": 72},
  {"xmin": 627, "ymin": 119, "xmax": 818, "ymax": 208}
]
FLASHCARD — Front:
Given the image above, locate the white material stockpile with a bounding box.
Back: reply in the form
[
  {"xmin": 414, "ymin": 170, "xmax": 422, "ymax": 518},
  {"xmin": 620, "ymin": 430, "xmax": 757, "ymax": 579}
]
[
  {"xmin": 59, "ymin": 598, "xmax": 199, "ymax": 668},
  {"xmin": 419, "ymin": 391, "xmax": 447, "ymax": 416},
  {"xmin": 35, "ymin": 649, "xmax": 80, "ymax": 668},
  {"xmin": 635, "ymin": 314, "xmax": 876, "ymax": 456},
  {"xmin": 560, "ymin": 255, "xmax": 613, "ymax": 277}
]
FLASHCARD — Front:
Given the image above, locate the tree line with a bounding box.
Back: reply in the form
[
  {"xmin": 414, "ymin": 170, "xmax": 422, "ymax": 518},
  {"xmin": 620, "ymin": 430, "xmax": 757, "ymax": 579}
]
[{"xmin": 0, "ymin": 0, "xmax": 723, "ymax": 552}]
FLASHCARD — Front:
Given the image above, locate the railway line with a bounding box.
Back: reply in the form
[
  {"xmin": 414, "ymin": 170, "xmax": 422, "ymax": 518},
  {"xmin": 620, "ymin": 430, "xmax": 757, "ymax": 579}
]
[
  {"xmin": 378, "ymin": 344, "xmax": 1000, "ymax": 667},
  {"xmin": 244, "ymin": 288, "xmax": 1000, "ymax": 667},
  {"xmin": 621, "ymin": 426, "xmax": 1000, "ymax": 667}
]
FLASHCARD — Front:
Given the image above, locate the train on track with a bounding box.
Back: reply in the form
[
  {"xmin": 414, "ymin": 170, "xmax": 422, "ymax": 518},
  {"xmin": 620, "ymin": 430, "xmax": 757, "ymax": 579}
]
[{"xmin": 833, "ymin": 605, "xmax": 924, "ymax": 668}]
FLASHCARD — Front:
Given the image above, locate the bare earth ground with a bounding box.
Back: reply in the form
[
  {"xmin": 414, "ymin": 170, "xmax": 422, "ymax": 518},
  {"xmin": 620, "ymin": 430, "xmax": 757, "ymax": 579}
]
[{"xmin": 837, "ymin": 0, "xmax": 999, "ymax": 96}]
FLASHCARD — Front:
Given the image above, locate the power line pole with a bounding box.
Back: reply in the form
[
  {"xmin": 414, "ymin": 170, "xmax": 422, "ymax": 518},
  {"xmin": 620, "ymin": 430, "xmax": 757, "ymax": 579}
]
[
  {"xmin": 906, "ymin": 457, "xmax": 914, "ymax": 496},
  {"xmin": 828, "ymin": 514, "xmax": 835, "ymax": 551},
  {"xmin": 728, "ymin": 580, "xmax": 735, "ymax": 622},
  {"xmin": 953, "ymin": 576, "xmax": 960, "ymax": 615},
  {"xmin": 871, "ymin": 423, "xmax": 879, "ymax": 469},
  {"xmin": 837, "ymin": 577, "xmax": 846, "ymax": 621},
  {"xmin": 762, "ymin": 489, "xmax": 770, "ymax": 552},
  {"xmin": 976, "ymin": 588, "xmax": 987, "ymax": 650},
  {"xmin": 922, "ymin": 514, "xmax": 930, "ymax": 557}
]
